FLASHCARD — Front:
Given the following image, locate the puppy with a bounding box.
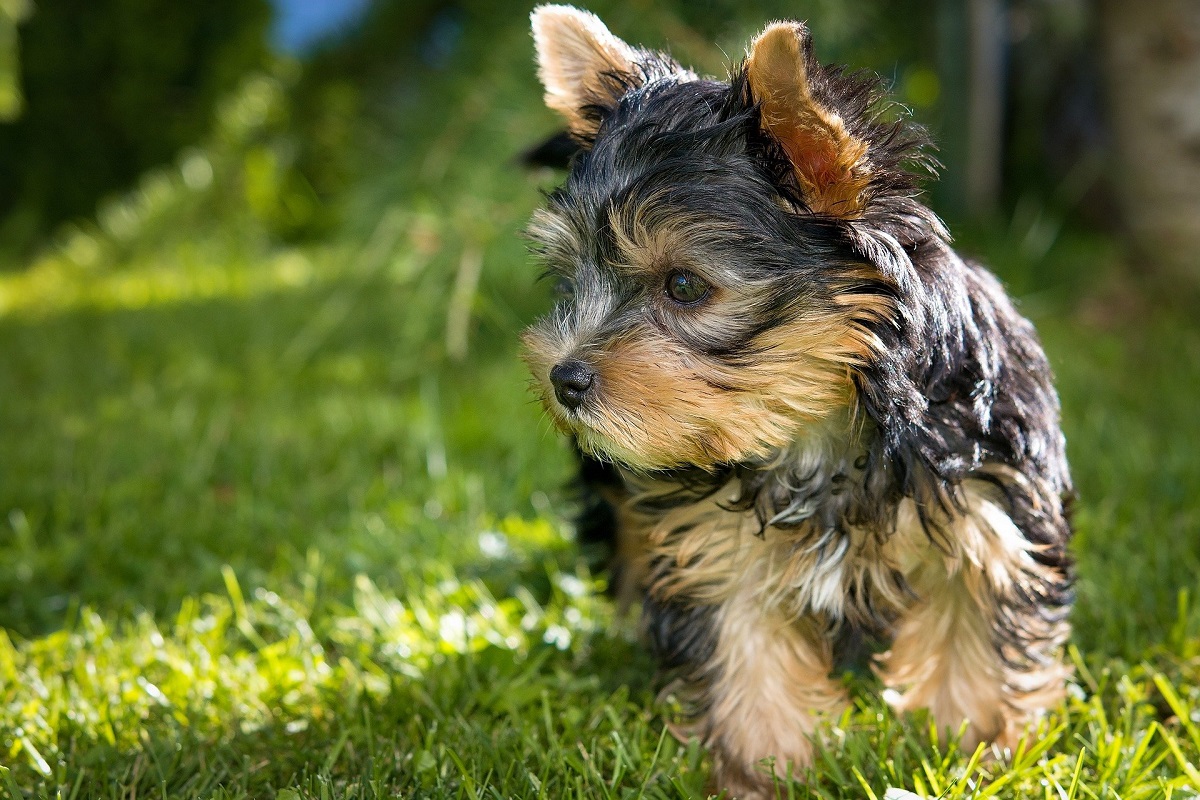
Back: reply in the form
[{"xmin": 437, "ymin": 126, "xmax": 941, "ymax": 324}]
[{"xmin": 521, "ymin": 7, "xmax": 1073, "ymax": 798}]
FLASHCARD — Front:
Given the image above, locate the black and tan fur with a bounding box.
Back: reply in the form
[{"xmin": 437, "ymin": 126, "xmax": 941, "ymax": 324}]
[{"xmin": 522, "ymin": 7, "xmax": 1073, "ymax": 798}]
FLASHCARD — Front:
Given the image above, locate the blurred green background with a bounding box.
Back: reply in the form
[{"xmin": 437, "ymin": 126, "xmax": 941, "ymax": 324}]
[
  {"xmin": 0, "ymin": 1, "xmax": 1198, "ymax": 796},
  {"xmin": 1, "ymin": 0, "xmax": 1192, "ymax": 642}
]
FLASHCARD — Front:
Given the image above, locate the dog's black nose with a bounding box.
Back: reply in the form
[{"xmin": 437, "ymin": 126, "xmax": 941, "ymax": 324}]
[{"xmin": 550, "ymin": 361, "xmax": 595, "ymax": 410}]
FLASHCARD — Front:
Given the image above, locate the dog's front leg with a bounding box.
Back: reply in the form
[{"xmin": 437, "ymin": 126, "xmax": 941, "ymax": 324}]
[
  {"xmin": 645, "ymin": 564, "xmax": 847, "ymax": 799},
  {"xmin": 876, "ymin": 484, "xmax": 1071, "ymax": 751}
]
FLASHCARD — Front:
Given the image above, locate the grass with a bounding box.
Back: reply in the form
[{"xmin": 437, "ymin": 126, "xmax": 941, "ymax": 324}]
[{"xmin": 1, "ymin": 1, "xmax": 1199, "ymax": 796}]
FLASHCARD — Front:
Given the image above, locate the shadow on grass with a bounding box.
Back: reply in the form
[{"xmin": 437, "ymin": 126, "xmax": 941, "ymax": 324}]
[{"xmin": 0, "ymin": 260, "xmax": 568, "ymax": 635}]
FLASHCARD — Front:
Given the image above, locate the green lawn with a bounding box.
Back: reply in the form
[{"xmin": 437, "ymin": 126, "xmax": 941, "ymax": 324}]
[{"xmin": 2, "ymin": 3, "xmax": 1199, "ymax": 797}]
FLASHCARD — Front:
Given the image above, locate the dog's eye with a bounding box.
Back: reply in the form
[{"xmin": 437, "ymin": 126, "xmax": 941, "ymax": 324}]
[
  {"xmin": 554, "ymin": 277, "xmax": 576, "ymax": 300},
  {"xmin": 665, "ymin": 271, "xmax": 711, "ymax": 305}
]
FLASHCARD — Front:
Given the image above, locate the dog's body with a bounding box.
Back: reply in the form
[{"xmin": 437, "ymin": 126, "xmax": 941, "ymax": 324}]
[{"xmin": 522, "ymin": 7, "xmax": 1073, "ymax": 797}]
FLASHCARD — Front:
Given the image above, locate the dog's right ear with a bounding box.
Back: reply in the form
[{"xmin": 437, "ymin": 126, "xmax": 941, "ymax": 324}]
[
  {"xmin": 531, "ymin": 5, "xmax": 641, "ymax": 139},
  {"xmin": 745, "ymin": 22, "xmax": 873, "ymax": 218}
]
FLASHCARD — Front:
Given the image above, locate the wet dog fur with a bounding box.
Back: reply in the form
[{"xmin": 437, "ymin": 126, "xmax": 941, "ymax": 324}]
[{"xmin": 521, "ymin": 7, "xmax": 1074, "ymax": 798}]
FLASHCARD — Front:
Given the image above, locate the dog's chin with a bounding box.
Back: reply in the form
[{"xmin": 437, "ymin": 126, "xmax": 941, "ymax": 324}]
[
  {"xmin": 572, "ymin": 425, "xmax": 661, "ymax": 472},
  {"xmin": 564, "ymin": 410, "xmax": 731, "ymax": 474}
]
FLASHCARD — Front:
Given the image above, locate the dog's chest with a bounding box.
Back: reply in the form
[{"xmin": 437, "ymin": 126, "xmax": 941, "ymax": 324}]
[
  {"xmin": 641, "ymin": 481, "xmax": 939, "ymax": 628},
  {"xmin": 642, "ymin": 474, "xmax": 1035, "ymax": 632}
]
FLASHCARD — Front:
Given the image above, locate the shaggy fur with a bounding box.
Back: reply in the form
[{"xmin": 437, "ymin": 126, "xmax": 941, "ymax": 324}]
[{"xmin": 522, "ymin": 7, "xmax": 1073, "ymax": 798}]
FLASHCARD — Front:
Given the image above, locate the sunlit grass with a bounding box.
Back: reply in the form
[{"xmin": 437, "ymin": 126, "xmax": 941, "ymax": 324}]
[{"xmin": 2, "ymin": 564, "xmax": 1198, "ymax": 796}]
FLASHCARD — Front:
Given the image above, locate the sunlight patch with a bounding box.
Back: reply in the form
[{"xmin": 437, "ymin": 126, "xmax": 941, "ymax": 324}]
[
  {"xmin": 0, "ymin": 562, "xmax": 607, "ymax": 777},
  {"xmin": 0, "ymin": 249, "xmax": 319, "ymax": 318}
]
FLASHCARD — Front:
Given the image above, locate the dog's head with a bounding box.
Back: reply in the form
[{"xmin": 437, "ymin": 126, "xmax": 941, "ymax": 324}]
[{"xmin": 522, "ymin": 5, "xmax": 940, "ymax": 472}]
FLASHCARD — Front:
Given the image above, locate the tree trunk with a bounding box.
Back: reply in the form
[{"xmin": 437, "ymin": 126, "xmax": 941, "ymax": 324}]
[
  {"xmin": 966, "ymin": 0, "xmax": 1006, "ymax": 219},
  {"xmin": 1100, "ymin": 0, "xmax": 1200, "ymax": 280}
]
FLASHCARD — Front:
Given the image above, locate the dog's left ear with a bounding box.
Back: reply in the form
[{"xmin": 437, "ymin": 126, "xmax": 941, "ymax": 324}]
[
  {"xmin": 746, "ymin": 22, "xmax": 872, "ymax": 218},
  {"xmin": 531, "ymin": 5, "xmax": 641, "ymax": 138}
]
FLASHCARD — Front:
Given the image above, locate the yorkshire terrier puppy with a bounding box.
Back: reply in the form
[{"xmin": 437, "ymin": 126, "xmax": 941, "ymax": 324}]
[{"xmin": 521, "ymin": 6, "xmax": 1073, "ymax": 798}]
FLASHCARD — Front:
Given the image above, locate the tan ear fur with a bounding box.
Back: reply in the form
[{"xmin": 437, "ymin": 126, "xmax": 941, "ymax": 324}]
[
  {"xmin": 531, "ymin": 5, "xmax": 639, "ymax": 134},
  {"xmin": 746, "ymin": 22, "xmax": 872, "ymax": 217}
]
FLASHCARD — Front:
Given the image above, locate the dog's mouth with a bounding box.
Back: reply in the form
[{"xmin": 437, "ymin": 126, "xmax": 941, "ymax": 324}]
[
  {"xmin": 536, "ymin": 385, "xmax": 671, "ymax": 470},
  {"xmin": 543, "ymin": 395, "xmax": 618, "ymax": 456},
  {"xmin": 546, "ymin": 391, "xmax": 730, "ymax": 472}
]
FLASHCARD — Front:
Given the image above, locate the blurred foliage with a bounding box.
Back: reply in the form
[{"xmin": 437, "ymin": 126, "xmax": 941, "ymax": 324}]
[
  {"xmin": 1005, "ymin": 0, "xmax": 1109, "ymax": 223},
  {"xmin": 0, "ymin": 0, "xmax": 31, "ymax": 121},
  {"xmin": 0, "ymin": 0, "xmax": 1109, "ymax": 264},
  {"xmin": 0, "ymin": 0, "xmax": 272, "ymax": 253}
]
